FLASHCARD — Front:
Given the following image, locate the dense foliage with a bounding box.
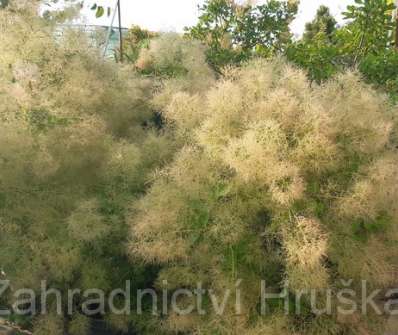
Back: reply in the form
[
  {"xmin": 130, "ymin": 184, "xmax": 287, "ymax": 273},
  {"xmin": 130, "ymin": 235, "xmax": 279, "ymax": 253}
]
[
  {"xmin": 187, "ymin": 0, "xmax": 398, "ymax": 97},
  {"xmin": 1, "ymin": 1, "xmax": 398, "ymax": 335},
  {"xmin": 0, "ymin": 2, "xmax": 178, "ymax": 333},
  {"xmin": 185, "ymin": 0, "xmax": 298, "ymax": 71},
  {"xmin": 287, "ymin": 0, "xmax": 398, "ymax": 89},
  {"xmin": 302, "ymin": 5, "xmax": 336, "ymax": 42},
  {"xmin": 130, "ymin": 57, "xmax": 398, "ymax": 335}
]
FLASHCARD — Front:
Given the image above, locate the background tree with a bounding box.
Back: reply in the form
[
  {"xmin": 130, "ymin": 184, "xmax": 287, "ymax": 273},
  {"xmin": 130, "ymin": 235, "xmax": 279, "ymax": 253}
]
[
  {"xmin": 339, "ymin": 0, "xmax": 398, "ymax": 97},
  {"xmin": 287, "ymin": 5, "xmax": 343, "ymax": 83},
  {"xmin": 343, "ymin": 0, "xmax": 395, "ymax": 61},
  {"xmin": 286, "ymin": 31, "xmax": 341, "ymax": 83},
  {"xmin": 288, "ymin": 1, "xmax": 398, "ymax": 89},
  {"xmin": 303, "ymin": 5, "xmax": 337, "ymax": 41},
  {"xmin": 186, "ymin": 0, "xmax": 298, "ymax": 71}
]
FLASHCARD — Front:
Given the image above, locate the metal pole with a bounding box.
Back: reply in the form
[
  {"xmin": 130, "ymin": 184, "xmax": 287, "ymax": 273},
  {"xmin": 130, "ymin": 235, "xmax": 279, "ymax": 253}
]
[
  {"xmin": 117, "ymin": 0, "xmax": 124, "ymax": 62},
  {"xmin": 103, "ymin": 0, "xmax": 119, "ymax": 58},
  {"xmin": 395, "ymin": 0, "xmax": 398, "ymax": 49}
]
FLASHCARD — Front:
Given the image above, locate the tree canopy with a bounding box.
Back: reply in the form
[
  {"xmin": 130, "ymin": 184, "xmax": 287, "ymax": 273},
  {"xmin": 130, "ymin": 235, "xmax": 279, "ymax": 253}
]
[
  {"xmin": 186, "ymin": 0, "xmax": 298, "ymax": 70},
  {"xmin": 303, "ymin": 5, "xmax": 337, "ymax": 41}
]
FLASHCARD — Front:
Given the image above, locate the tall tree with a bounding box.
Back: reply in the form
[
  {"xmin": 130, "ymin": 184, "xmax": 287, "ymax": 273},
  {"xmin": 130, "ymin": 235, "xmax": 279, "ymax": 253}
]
[{"xmin": 303, "ymin": 5, "xmax": 337, "ymax": 41}]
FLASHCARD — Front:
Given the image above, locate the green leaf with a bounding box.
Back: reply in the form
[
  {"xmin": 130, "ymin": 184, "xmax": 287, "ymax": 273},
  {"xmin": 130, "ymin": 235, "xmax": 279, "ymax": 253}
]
[
  {"xmin": 90, "ymin": 3, "xmax": 97, "ymax": 10},
  {"xmin": 95, "ymin": 6, "xmax": 105, "ymax": 18}
]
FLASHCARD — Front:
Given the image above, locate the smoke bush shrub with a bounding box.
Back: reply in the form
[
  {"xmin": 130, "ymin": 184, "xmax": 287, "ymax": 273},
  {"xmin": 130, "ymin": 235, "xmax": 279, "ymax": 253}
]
[
  {"xmin": 0, "ymin": 5, "xmax": 178, "ymax": 334},
  {"xmin": 2, "ymin": 3, "xmax": 398, "ymax": 335},
  {"xmin": 129, "ymin": 59, "xmax": 398, "ymax": 334},
  {"xmin": 136, "ymin": 33, "xmax": 215, "ymax": 117}
]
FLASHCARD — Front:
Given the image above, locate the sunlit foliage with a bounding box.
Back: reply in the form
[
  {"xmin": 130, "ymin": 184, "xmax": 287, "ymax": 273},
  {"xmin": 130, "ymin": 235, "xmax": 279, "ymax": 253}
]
[
  {"xmin": 186, "ymin": 0, "xmax": 298, "ymax": 71},
  {"xmin": 1, "ymin": 1, "xmax": 398, "ymax": 335},
  {"xmin": 0, "ymin": 4, "xmax": 175, "ymax": 333},
  {"xmin": 129, "ymin": 59, "xmax": 398, "ymax": 334}
]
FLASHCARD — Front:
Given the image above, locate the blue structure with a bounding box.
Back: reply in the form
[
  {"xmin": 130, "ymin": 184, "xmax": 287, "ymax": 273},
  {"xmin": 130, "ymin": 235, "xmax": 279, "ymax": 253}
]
[{"xmin": 55, "ymin": 24, "xmax": 128, "ymax": 59}]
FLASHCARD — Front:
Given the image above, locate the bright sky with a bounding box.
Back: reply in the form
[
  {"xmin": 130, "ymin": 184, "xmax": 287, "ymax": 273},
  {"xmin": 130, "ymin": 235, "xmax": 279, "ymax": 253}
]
[{"xmin": 78, "ymin": 0, "xmax": 356, "ymax": 36}]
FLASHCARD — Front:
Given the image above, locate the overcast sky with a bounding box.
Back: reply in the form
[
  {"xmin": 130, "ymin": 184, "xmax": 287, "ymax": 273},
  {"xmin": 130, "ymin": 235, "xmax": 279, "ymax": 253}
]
[{"xmin": 78, "ymin": 0, "xmax": 356, "ymax": 36}]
